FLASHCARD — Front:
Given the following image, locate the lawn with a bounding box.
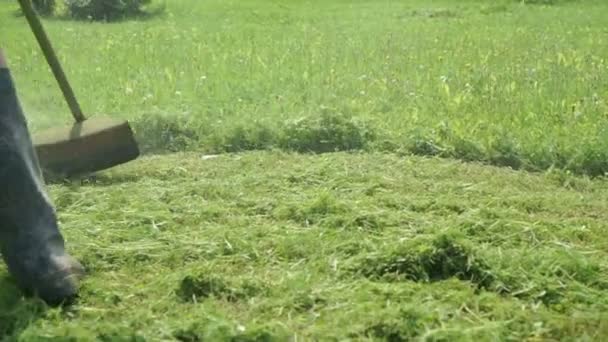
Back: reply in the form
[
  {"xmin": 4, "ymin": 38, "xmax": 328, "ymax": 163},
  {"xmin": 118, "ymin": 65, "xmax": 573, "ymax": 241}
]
[
  {"xmin": 1, "ymin": 0, "xmax": 608, "ymax": 340},
  {"xmin": 3, "ymin": 152, "xmax": 608, "ymax": 341},
  {"xmin": 2, "ymin": 0, "xmax": 608, "ymax": 175}
]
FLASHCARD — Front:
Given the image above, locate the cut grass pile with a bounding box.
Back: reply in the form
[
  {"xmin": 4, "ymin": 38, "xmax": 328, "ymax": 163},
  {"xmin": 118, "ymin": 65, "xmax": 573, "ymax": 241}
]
[
  {"xmin": 2, "ymin": 0, "xmax": 608, "ymax": 175},
  {"xmin": 1, "ymin": 0, "xmax": 608, "ymax": 340},
  {"xmin": 1, "ymin": 151, "xmax": 608, "ymax": 340}
]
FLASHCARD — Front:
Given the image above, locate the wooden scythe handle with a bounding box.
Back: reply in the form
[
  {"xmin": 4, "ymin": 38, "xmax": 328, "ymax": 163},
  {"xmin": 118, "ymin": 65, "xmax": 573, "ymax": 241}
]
[{"xmin": 17, "ymin": 0, "xmax": 87, "ymax": 123}]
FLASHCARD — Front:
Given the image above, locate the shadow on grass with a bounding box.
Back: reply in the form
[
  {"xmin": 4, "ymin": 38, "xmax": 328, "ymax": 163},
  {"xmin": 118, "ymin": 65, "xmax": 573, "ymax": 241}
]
[
  {"xmin": 0, "ymin": 276, "xmax": 47, "ymax": 339},
  {"xmin": 44, "ymin": 172, "xmax": 141, "ymax": 187},
  {"xmin": 12, "ymin": 3, "xmax": 166, "ymax": 23}
]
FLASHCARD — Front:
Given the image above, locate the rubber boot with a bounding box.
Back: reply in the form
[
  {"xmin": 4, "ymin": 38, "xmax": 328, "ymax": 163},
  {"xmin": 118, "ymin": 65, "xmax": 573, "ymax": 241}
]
[{"xmin": 0, "ymin": 61, "xmax": 84, "ymax": 305}]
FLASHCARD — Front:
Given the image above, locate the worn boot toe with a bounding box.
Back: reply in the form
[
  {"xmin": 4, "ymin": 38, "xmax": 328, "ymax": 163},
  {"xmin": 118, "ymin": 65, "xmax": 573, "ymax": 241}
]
[
  {"xmin": 34, "ymin": 254, "xmax": 85, "ymax": 305},
  {"xmin": 5, "ymin": 251, "xmax": 86, "ymax": 306}
]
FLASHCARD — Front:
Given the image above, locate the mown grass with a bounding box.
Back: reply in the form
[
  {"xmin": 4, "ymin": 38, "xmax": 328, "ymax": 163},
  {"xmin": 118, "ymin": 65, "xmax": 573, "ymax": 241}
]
[
  {"xmin": 2, "ymin": 0, "xmax": 608, "ymax": 175},
  {"xmin": 2, "ymin": 0, "xmax": 608, "ymax": 340},
  {"xmin": 1, "ymin": 151, "xmax": 608, "ymax": 340}
]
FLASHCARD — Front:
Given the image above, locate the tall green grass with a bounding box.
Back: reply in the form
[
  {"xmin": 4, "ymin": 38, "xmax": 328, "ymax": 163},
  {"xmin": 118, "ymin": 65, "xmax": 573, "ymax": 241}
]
[
  {"xmin": 2, "ymin": 0, "xmax": 608, "ymax": 175},
  {"xmin": 3, "ymin": 2, "xmax": 608, "ymax": 339}
]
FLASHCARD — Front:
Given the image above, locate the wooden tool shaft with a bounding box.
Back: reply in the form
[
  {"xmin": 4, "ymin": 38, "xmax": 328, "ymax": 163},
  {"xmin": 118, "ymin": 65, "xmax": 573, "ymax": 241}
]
[{"xmin": 17, "ymin": 0, "xmax": 86, "ymax": 123}]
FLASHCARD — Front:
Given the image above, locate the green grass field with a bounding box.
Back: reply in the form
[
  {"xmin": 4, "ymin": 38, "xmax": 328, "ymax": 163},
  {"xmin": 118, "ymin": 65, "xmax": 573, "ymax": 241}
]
[
  {"xmin": 1, "ymin": 0, "xmax": 608, "ymax": 340},
  {"xmin": 3, "ymin": 0, "xmax": 608, "ymax": 175}
]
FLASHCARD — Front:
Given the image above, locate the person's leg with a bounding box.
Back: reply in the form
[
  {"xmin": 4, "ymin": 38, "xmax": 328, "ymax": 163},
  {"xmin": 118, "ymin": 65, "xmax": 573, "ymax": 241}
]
[{"xmin": 0, "ymin": 48, "xmax": 84, "ymax": 305}]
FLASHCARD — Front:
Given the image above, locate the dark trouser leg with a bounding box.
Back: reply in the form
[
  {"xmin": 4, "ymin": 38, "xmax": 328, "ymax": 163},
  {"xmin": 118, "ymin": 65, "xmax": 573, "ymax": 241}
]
[{"xmin": 0, "ymin": 56, "xmax": 84, "ymax": 305}]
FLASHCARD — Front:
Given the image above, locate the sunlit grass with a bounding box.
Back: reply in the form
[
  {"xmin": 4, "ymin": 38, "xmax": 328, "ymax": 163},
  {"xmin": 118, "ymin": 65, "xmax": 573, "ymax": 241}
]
[
  {"xmin": 2, "ymin": 151, "xmax": 608, "ymax": 340},
  {"xmin": 2, "ymin": 0, "xmax": 608, "ymax": 175},
  {"xmin": 2, "ymin": 0, "xmax": 608, "ymax": 340}
]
